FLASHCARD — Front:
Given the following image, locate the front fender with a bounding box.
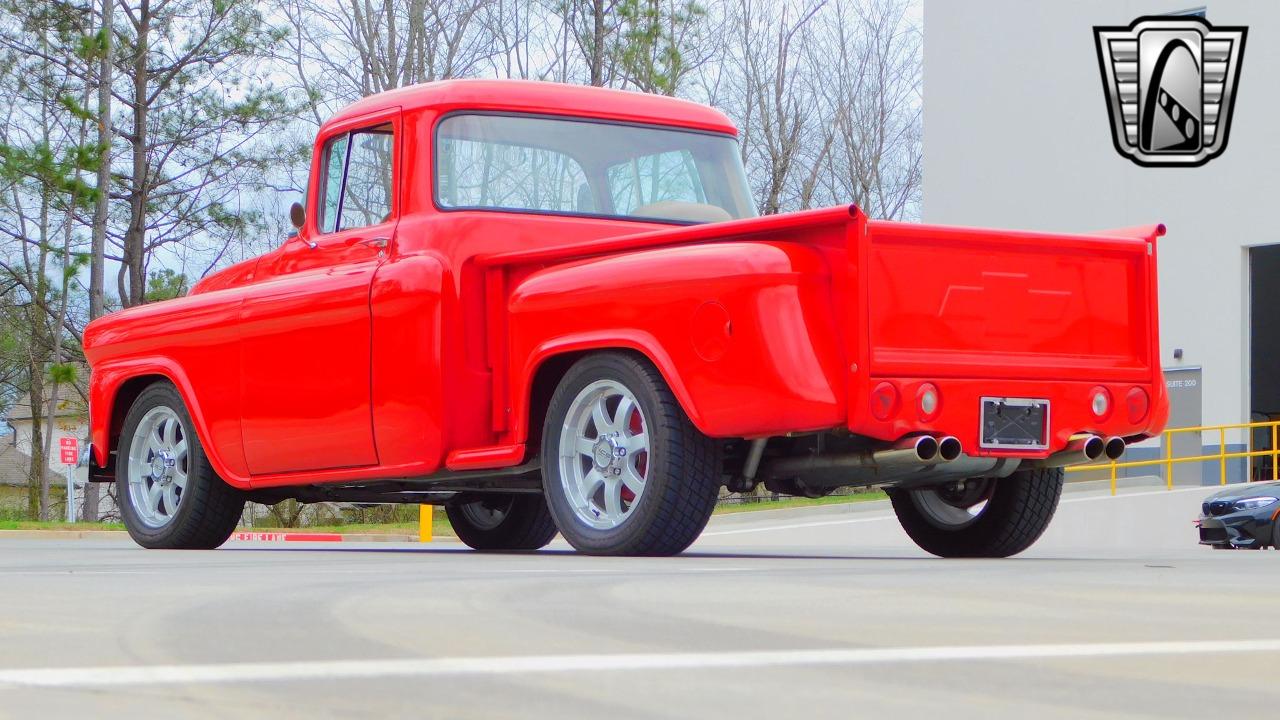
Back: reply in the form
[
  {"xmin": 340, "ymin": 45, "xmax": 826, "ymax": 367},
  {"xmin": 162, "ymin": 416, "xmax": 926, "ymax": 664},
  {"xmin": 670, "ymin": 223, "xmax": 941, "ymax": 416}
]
[
  {"xmin": 88, "ymin": 357, "xmax": 251, "ymax": 488},
  {"xmin": 84, "ymin": 288, "xmax": 251, "ymax": 488},
  {"xmin": 506, "ymin": 241, "xmax": 847, "ymax": 441}
]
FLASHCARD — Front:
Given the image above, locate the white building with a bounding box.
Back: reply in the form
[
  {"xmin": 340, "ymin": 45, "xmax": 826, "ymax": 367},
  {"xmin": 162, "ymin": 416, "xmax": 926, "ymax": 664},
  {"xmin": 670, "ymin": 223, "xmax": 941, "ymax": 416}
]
[{"xmin": 923, "ymin": 0, "xmax": 1276, "ymax": 476}]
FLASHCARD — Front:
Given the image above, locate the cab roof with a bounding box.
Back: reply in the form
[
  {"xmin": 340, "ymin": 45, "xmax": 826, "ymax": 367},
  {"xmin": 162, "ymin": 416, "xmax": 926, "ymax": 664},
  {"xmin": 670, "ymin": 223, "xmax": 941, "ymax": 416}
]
[{"xmin": 324, "ymin": 79, "xmax": 739, "ymax": 137}]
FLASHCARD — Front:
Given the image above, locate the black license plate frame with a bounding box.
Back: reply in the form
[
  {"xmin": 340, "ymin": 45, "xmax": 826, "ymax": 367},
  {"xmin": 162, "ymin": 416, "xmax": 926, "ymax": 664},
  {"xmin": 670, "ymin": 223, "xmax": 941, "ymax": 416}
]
[{"xmin": 979, "ymin": 397, "xmax": 1050, "ymax": 450}]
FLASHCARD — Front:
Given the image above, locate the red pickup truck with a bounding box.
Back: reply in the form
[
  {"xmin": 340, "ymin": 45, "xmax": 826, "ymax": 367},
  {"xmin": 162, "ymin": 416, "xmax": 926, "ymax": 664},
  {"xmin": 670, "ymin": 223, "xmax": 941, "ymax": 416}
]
[{"xmin": 83, "ymin": 79, "xmax": 1168, "ymax": 557}]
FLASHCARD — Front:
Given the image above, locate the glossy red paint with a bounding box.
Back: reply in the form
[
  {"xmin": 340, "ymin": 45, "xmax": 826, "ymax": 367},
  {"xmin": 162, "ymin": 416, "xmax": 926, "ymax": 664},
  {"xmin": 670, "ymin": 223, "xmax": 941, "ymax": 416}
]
[{"xmin": 82, "ymin": 80, "xmax": 1169, "ymax": 491}]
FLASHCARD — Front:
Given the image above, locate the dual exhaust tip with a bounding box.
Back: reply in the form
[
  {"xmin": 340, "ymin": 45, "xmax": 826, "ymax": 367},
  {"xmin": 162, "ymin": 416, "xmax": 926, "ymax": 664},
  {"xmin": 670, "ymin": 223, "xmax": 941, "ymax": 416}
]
[
  {"xmin": 897, "ymin": 434, "xmax": 962, "ymax": 464},
  {"xmin": 1075, "ymin": 434, "xmax": 1127, "ymax": 462},
  {"xmin": 1038, "ymin": 434, "xmax": 1126, "ymax": 468}
]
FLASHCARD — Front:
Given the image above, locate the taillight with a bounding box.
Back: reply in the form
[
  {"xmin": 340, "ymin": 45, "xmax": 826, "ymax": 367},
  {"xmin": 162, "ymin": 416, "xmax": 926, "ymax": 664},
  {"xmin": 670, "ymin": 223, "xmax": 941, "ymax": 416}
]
[
  {"xmin": 871, "ymin": 382, "xmax": 900, "ymax": 421},
  {"xmin": 1090, "ymin": 387, "xmax": 1111, "ymax": 419},
  {"xmin": 917, "ymin": 383, "xmax": 940, "ymax": 421},
  {"xmin": 1125, "ymin": 386, "xmax": 1149, "ymax": 423}
]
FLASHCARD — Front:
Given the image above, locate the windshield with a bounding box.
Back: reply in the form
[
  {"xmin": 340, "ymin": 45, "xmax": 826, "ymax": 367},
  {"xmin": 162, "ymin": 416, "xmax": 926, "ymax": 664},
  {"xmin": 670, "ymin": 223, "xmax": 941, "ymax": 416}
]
[{"xmin": 435, "ymin": 113, "xmax": 756, "ymax": 224}]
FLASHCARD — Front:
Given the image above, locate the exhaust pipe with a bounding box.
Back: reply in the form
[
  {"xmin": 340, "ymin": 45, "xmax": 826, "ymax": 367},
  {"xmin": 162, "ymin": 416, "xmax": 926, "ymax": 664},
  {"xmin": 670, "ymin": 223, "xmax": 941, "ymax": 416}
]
[
  {"xmin": 758, "ymin": 434, "xmax": 947, "ymax": 480},
  {"xmin": 874, "ymin": 435, "xmax": 940, "ymax": 465},
  {"xmin": 1103, "ymin": 436, "xmax": 1126, "ymax": 461},
  {"xmin": 937, "ymin": 436, "xmax": 962, "ymax": 462},
  {"xmin": 1034, "ymin": 434, "xmax": 1104, "ymax": 469}
]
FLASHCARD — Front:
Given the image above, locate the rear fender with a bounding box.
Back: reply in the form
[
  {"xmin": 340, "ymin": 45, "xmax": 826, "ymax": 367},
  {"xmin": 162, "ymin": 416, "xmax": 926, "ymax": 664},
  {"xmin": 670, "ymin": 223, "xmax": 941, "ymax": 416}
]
[{"xmin": 505, "ymin": 241, "xmax": 847, "ymax": 443}]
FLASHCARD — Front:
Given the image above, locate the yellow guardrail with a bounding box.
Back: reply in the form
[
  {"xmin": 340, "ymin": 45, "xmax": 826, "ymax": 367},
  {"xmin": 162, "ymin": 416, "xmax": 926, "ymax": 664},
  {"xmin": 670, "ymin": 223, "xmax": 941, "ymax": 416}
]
[{"xmin": 1065, "ymin": 420, "xmax": 1280, "ymax": 495}]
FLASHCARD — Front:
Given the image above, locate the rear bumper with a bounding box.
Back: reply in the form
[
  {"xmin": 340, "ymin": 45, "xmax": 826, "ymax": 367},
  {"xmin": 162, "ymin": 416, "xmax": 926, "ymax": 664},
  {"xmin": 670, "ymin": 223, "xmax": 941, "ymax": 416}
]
[{"xmin": 847, "ymin": 376, "xmax": 1165, "ymax": 459}]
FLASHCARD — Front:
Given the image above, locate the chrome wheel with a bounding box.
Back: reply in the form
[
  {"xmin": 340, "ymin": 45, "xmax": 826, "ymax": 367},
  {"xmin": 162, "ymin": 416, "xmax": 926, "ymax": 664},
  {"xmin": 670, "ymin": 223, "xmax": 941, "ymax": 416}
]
[
  {"xmin": 126, "ymin": 406, "xmax": 189, "ymax": 529},
  {"xmin": 910, "ymin": 479, "xmax": 993, "ymax": 530},
  {"xmin": 557, "ymin": 379, "xmax": 650, "ymax": 530}
]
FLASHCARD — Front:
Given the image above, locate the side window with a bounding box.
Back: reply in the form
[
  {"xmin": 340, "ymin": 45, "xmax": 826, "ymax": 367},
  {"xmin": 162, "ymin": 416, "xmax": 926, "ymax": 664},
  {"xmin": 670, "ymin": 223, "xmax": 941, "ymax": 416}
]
[
  {"xmin": 318, "ymin": 135, "xmax": 349, "ymax": 234},
  {"xmin": 339, "ymin": 129, "xmax": 394, "ymax": 230},
  {"xmin": 315, "ymin": 124, "xmax": 394, "ymax": 235},
  {"xmin": 607, "ymin": 151, "xmax": 706, "ymax": 215}
]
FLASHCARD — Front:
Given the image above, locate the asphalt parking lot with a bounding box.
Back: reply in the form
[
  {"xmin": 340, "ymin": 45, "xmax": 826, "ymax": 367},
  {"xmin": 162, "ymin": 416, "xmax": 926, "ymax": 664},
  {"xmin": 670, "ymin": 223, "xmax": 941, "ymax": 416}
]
[{"xmin": 3, "ymin": 483, "xmax": 1278, "ymax": 719}]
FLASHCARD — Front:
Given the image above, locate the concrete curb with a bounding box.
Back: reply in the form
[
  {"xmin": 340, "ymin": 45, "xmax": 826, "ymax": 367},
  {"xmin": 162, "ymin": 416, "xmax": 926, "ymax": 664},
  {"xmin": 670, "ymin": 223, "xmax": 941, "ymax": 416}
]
[{"xmin": 0, "ymin": 529, "xmax": 458, "ymax": 543}]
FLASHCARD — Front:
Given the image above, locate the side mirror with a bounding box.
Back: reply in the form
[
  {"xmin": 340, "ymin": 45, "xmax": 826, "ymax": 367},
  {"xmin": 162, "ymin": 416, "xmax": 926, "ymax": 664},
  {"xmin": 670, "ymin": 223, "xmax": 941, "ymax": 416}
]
[{"xmin": 289, "ymin": 202, "xmax": 306, "ymax": 230}]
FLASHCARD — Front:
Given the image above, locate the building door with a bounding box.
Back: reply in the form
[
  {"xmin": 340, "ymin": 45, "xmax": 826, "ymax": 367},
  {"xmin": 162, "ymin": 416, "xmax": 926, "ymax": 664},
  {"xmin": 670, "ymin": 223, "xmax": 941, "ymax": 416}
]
[{"xmin": 1249, "ymin": 245, "xmax": 1280, "ymax": 479}]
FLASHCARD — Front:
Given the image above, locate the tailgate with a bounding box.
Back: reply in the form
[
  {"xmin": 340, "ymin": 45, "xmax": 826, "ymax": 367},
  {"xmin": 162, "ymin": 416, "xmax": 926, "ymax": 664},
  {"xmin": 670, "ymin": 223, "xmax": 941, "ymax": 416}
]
[{"xmin": 861, "ymin": 220, "xmax": 1159, "ymax": 382}]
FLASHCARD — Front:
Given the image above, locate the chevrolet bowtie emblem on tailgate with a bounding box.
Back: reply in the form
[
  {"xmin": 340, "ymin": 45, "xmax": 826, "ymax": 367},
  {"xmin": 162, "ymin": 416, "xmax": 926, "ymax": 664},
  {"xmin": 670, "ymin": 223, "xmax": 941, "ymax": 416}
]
[{"xmin": 1094, "ymin": 15, "xmax": 1247, "ymax": 167}]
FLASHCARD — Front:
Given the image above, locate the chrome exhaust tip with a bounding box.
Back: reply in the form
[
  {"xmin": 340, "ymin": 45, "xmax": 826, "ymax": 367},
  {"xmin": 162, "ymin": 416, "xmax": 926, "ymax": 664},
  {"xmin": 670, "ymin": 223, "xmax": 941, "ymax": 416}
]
[
  {"xmin": 1033, "ymin": 434, "xmax": 1103, "ymax": 468},
  {"xmin": 898, "ymin": 435, "xmax": 939, "ymax": 463},
  {"xmin": 1103, "ymin": 436, "xmax": 1126, "ymax": 461},
  {"xmin": 1080, "ymin": 434, "xmax": 1105, "ymax": 462},
  {"xmin": 937, "ymin": 436, "xmax": 962, "ymax": 462}
]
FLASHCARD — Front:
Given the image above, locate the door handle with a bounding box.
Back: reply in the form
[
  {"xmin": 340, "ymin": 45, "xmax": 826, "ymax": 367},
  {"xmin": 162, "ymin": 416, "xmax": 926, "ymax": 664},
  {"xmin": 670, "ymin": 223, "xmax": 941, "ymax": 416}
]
[{"xmin": 361, "ymin": 237, "xmax": 390, "ymax": 249}]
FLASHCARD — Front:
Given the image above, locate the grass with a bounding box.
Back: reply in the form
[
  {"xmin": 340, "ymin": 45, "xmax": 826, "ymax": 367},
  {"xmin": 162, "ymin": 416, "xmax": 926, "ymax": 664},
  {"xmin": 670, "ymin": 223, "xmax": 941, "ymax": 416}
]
[{"xmin": 0, "ymin": 520, "xmax": 125, "ymax": 531}]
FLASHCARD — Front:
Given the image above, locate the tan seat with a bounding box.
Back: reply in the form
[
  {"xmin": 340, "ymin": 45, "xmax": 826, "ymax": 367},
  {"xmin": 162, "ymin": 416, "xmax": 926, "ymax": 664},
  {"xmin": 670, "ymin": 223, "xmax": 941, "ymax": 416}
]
[{"xmin": 630, "ymin": 201, "xmax": 732, "ymax": 224}]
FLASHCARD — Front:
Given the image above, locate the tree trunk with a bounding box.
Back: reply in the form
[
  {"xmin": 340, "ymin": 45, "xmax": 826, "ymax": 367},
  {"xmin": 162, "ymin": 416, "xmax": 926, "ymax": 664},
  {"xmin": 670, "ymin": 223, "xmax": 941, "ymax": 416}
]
[
  {"xmin": 122, "ymin": 0, "xmax": 150, "ymax": 308},
  {"xmin": 83, "ymin": 0, "xmax": 114, "ymax": 521},
  {"xmin": 90, "ymin": 0, "xmax": 111, "ymax": 321},
  {"xmin": 27, "ymin": 362, "xmax": 46, "ymax": 520},
  {"xmin": 590, "ymin": 0, "xmax": 606, "ymax": 85}
]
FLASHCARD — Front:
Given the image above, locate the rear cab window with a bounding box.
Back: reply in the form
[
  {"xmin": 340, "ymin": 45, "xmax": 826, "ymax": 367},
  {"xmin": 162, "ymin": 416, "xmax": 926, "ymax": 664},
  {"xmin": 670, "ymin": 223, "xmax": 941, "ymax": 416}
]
[{"xmin": 434, "ymin": 113, "xmax": 755, "ymax": 224}]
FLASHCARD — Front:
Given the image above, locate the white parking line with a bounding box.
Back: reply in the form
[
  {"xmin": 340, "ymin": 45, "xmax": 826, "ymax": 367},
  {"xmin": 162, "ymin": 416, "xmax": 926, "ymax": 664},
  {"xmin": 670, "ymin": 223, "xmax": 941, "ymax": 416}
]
[
  {"xmin": 3, "ymin": 639, "xmax": 1279, "ymax": 688},
  {"xmin": 4, "ymin": 570, "xmax": 159, "ymax": 577}
]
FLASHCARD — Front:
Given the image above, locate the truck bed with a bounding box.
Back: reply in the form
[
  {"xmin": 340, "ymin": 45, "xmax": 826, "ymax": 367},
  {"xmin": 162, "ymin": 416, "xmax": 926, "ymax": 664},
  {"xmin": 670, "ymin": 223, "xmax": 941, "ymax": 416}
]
[{"xmin": 488, "ymin": 203, "xmax": 1164, "ymax": 456}]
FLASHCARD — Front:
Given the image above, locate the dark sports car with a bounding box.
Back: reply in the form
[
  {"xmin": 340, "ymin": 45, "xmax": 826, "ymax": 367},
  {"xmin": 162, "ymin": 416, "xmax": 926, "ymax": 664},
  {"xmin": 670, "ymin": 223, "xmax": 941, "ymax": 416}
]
[{"xmin": 1198, "ymin": 482, "xmax": 1280, "ymax": 549}]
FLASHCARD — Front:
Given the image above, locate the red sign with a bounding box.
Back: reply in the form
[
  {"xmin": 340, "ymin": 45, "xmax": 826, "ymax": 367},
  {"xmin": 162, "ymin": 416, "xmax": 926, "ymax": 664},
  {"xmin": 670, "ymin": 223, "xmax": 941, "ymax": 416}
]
[{"xmin": 59, "ymin": 437, "xmax": 78, "ymax": 465}]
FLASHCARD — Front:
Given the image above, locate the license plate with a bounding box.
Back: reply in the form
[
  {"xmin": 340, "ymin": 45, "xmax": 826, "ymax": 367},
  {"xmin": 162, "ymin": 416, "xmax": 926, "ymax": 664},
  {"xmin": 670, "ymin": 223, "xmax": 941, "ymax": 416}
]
[{"xmin": 980, "ymin": 397, "xmax": 1049, "ymax": 450}]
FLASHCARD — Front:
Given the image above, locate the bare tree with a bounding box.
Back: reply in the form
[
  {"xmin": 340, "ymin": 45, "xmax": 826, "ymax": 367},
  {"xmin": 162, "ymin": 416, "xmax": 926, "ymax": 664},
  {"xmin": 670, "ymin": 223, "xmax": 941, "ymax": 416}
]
[
  {"xmin": 560, "ymin": 0, "xmax": 623, "ymax": 86},
  {"xmin": 281, "ymin": 0, "xmax": 499, "ymax": 114},
  {"xmin": 815, "ymin": 0, "xmax": 920, "ymax": 219},
  {"xmin": 486, "ymin": 0, "xmax": 575, "ymax": 81},
  {"xmin": 727, "ymin": 0, "xmax": 826, "ymax": 214},
  {"xmin": 112, "ymin": 0, "xmax": 293, "ymax": 307}
]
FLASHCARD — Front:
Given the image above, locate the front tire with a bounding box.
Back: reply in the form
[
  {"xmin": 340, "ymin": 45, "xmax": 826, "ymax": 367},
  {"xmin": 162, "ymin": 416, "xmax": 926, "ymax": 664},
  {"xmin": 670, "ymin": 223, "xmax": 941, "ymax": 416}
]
[
  {"xmin": 445, "ymin": 494, "xmax": 558, "ymax": 551},
  {"xmin": 540, "ymin": 353, "xmax": 721, "ymax": 556},
  {"xmin": 117, "ymin": 382, "xmax": 245, "ymax": 549},
  {"xmin": 888, "ymin": 467, "xmax": 1064, "ymax": 558}
]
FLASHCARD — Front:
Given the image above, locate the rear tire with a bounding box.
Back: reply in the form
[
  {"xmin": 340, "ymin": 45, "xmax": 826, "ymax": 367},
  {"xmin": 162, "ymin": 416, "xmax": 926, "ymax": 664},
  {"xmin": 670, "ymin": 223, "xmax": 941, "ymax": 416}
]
[
  {"xmin": 445, "ymin": 494, "xmax": 558, "ymax": 551},
  {"xmin": 541, "ymin": 352, "xmax": 721, "ymax": 556},
  {"xmin": 117, "ymin": 382, "xmax": 245, "ymax": 549},
  {"xmin": 889, "ymin": 467, "xmax": 1064, "ymax": 558}
]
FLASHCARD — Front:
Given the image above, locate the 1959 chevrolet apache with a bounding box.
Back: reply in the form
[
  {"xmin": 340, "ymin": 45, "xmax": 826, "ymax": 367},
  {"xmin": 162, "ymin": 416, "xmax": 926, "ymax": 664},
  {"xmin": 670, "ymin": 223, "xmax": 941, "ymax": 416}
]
[{"xmin": 83, "ymin": 79, "xmax": 1169, "ymax": 557}]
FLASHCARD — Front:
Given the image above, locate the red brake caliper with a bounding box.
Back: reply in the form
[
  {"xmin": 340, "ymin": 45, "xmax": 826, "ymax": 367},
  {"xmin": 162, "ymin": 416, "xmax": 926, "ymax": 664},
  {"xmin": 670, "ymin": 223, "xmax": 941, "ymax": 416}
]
[{"xmin": 621, "ymin": 409, "xmax": 644, "ymax": 504}]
